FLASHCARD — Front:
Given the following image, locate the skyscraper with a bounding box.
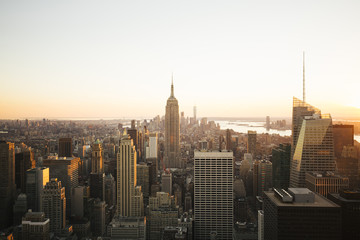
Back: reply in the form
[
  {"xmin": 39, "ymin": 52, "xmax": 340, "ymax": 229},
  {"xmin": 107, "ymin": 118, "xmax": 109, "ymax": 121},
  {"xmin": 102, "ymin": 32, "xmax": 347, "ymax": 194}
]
[
  {"xmin": 290, "ymin": 114, "xmax": 336, "ymax": 187},
  {"xmin": 117, "ymin": 135, "xmax": 137, "ymax": 217},
  {"xmin": 194, "ymin": 151, "xmax": 233, "ymax": 240},
  {"xmin": 26, "ymin": 167, "xmax": 49, "ymax": 212},
  {"xmin": 90, "ymin": 142, "xmax": 105, "ymax": 201},
  {"xmin": 0, "ymin": 141, "xmax": 16, "ymax": 229},
  {"xmin": 58, "ymin": 138, "xmax": 73, "ymax": 157},
  {"xmin": 22, "ymin": 210, "xmax": 50, "ymax": 240},
  {"xmin": 164, "ymin": 80, "xmax": 181, "ymax": 169},
  {"xmin": 272, "ymin": 144, "xmax": 291, "ymax": 189},
  {"xmin": 41, "ymin": 178, "xmax": 66, "ymax": 234},
  {"xmin": 91, "ymin": 142, "xmax": 103, "ymax": 174},
  {"xmin": 15, "ymin": 148, "xmax": 35, "ymax": 193},
  {"xmin": 247, "ymin": 131, "xmax": 257, "ymax": 158}
]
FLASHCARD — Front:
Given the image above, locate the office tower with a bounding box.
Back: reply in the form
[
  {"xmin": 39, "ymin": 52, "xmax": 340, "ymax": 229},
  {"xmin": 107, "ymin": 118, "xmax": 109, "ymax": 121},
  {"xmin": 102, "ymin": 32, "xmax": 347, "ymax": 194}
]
[
  {"xmin": 0, "ymin": 141, "xmax": 16, "ymax": 229},
  {"xmin": 59, "ymin": 138, "xmax": 73, "ymax": 157},
  {"xmin": 193, "ymin": 105, "xmax": 197, "ymax": 122},
  {"xmin": 41, "ymin": 178, "xmax": 66, "ymax": 234},
  {"xmin": 194, "ymin": 151, "xmax": 233, "ymax": 240},
  {"xmin": 147, "ymin": 133, "xmax": 158, "ymax": 159},
  {"xmin": 133, "ymin": 186, "xmax": 144, "ymax": 217},
  {"xmin": 247, "ymin": 131, "xmax": 257, "ymax": 158},
  {"xmin": 26, "ymin": 167, "xmax": 49, "ymax": 212},
  {"xmin": 91, "ymin": 199, "xmax": 106, "ymax": 237},
  {"xmin": 291, "ymin": 97, "xmax": 321, "ymax": 155},
  {"xmin": 328, "ymin": 190, "xmax": 360, "ymax": 240},
  {"xmin": 71, "ymin": 186, "xmax": 84, "ymax": 218},
  {"xmin": 290, "ymin": 114, "xmax": 336, "ymax": 187},
  {"xmin": 257, "ymin": 160, "xmax": 272, "ymax": 197},
  {"xmin": 91, "ymin": 142, "xmax": 103, "ymax": 174},
  {"xmin": 266, "ymin": 116, "xmax": 270, "ymax": 130},
  {"xmin": 43, "ymin": 156, "xmax": 79, "ymax": 217},
  {"xmin": 264, "ymin": 188, "xmax": 341, "ymax": 240},
  {"xmin": 137, "ymin": 163, "xmax": 150, "ymax": 204},
  {"xmin": 117, "ymin": 135, "xmax": 137, "ymax": 217},
  {"xmin": 305, "ymin": 172, "xmax": 349, "ymax": 197},
  {"xmin": 337, "ymin": 146, "xmax": 359, "ymax": 188},
  {"xmin": 147, "ymin": 192, "xmax": 179, "ymax": 239},
  {"xmin": 226, "ymin": 129, "xmax": 232, "ymax": 151},
  {"xmin": 90, "ymin": 173, "xmax": 105, "ymax": 201},
  {"xmin": 164, "ymin": 80, "xmax": 181, "ymax": 169},
  {"xmin": 272, "ymin": 144, "xmax": 291, "ymax": 189},
  {"xmin": 22, "ymin": 210, "xmax": 50, "ymax": 240},
  {"xmin": 162, "ymin": 172, "xmax": 172, "ymax": 195},
  {"xmin": 13, "ymin": 193, "xmax": 28, "ymax": 225},
  {"xmin": 184, "ymin": 192, "xmax": 192, "ymax": 212},
  {"xmin": 180, "ymin": 112, "xmax": 186, "ymax": 131},
  {"xmin": 258, "ymin": 210, "xmax": 264, "ymax": 240},
  {"xmin": 105, "ymin": 174, "xmax": 116, "ymax": 208},
  {"xmin": 107, "ymin": 216, "xmax": 146, "ymax": 240},
  {"xmin": 15, "ymin": 149, "xmax": 35, "ymax": 192},
  {"xmin": 333, "ymin": 124, "xmax": 354, "ymax": 158}
]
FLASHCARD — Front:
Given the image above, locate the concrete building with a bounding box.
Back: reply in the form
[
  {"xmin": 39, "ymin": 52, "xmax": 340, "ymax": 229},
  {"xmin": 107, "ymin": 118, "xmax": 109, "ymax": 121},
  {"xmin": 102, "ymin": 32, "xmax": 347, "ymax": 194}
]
[
  {"xmin": 147, "ymin": 133, "xmax": 158, "ymax": 159},
  {"xmin": 26, "ymin": 167, "xmax": 49, "ymax": 212},
  {"xmin": 42, "ymin": 156, "xmax": 79, "ymax": 217},
  {"xmin": 0, "ymin": 141, "xmax": 16, "ymax": 229},
  {"xmin": 164, "ymin": 80, "xmax": 181, "ymax": 169},
  {"xmin": 263, "ymin": 188, "xmax": 341, "ymax": 240},
  {"xmin": 194, "ymin": 151, "xmax": 233, "ymax": 240},
  {"xmin": 305, "ymin": 172, "xmax": 349, "ymax": 197},
  {"xmin": 91, "ymin": 142, "xmax": 103, "ymax": 174},
  {"xmin": 22, "ymin": 210, "xmax": 50, "ymax": 240},
  {"xmin": 161, "ymin": 171, "xmax": 172, "ymax": 195},
  {"xmin": 107, "ymin": 216, "xmax": 146, "ymax": 240},
  {"xmin": 40, "ymin": 178, "xmax": 66, "ymax": 234}
]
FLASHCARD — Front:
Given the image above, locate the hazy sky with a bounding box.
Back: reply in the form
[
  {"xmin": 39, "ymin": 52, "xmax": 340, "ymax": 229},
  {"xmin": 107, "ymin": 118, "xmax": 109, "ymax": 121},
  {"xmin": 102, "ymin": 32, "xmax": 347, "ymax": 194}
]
[{"xmin": 1, "ymin": 0, "xmax": 360, "ymax": 119}]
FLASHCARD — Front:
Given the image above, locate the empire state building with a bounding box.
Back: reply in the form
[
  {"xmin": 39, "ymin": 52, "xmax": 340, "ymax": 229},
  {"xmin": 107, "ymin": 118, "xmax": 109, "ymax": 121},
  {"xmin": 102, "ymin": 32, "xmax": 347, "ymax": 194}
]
[{"xmin": 164, "ymin": 80, "xmax": 181, "ymax": 169}]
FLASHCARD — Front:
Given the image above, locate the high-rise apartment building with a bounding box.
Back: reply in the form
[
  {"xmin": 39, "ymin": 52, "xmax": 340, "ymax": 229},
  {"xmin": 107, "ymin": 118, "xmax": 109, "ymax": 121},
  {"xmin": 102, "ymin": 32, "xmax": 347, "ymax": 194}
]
[
  {"xmin": 58, "ymin": 138, "xmax": 72, "ymax": 157},
  {"xmin": 264, "ymin": 188, "xmax": 341, "ymax": 240},
  {"xmin": 290, "ymin": 113, "xmax": 336, "ymax": 187},
  {"xmin": 40, "ymin": 178, "xmax": 66, "ymax": 234},
  {"xmin": 194, "ymin": 151, "xmax": 233, "ymax": 240},
  {"xmin": 26, "ymin": 167, "xmax": 49, "ymax": 212},
  {"xmin": 117, "ymin": 135, "xmax": 137, "ymax": 217},
  {"xmin": 247, "ymin": 131, "xmax": 257, "ymax": 158},
  {"xmin": 0, "ymin": 141, "xmax": 16, "ymax": 229},
  {"xmin": 164, "ymin": 81, "xmax": 181, "ymax": 169}
]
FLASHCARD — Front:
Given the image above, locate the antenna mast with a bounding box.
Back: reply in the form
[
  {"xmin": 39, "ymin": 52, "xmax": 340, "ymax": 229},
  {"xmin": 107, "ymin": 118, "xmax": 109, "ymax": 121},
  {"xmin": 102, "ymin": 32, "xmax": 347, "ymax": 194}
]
[{"xmin": 303, "ymin": 51, "xmax": 305, "ymax": 103}]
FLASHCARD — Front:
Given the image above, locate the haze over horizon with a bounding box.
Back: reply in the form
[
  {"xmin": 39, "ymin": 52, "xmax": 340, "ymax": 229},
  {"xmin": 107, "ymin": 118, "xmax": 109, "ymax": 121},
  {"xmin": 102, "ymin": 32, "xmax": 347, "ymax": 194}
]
[{"xmin": 1, "ymin": 1, "xmax": 360, "ymax": 119}]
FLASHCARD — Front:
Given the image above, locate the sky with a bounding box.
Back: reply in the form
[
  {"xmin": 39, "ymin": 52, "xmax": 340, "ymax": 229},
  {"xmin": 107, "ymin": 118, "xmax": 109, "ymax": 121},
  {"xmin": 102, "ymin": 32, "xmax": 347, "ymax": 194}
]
[{"xmin": 1, "ymin": 0, "xmax": 360, "ymax": 119}]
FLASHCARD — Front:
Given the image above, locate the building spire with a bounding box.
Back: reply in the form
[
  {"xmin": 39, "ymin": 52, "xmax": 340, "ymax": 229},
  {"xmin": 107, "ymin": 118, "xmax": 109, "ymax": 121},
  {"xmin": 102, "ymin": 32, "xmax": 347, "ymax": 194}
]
[
  {"xmin": 170, "ymin": 73, "xmax": 174, "ymax": 97},
  {"xmin": 303, "ymin": 51, "xmax": 305, "ymax": 103}
]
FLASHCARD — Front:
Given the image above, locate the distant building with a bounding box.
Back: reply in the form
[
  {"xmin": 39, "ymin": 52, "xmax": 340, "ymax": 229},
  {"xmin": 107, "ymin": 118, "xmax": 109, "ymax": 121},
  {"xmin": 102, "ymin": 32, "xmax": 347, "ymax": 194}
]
[
  {"xmin": 272, "ymin": 144, "xmax": 291, "ymax": 189},
  {"xmin": 58, "ymin": 138, "xmax": 72, "ymax": 157},
  {"xmin": 266, "ymin": 116, "xmax": 270, "ymax": 130},
  {"xmin": 333, "ymin": 124, "xmax": 354, "ymax": 158},
  {"xmin": 0, "ymin": 141, "xmax": 16, "ymax": 229},
  {"xmin": 253, "ymin": 160, "xmax": 272, "ymax": 198},
  {"xmin": 40, "ymin": 178, "xmax": 66, "ymax": 234},
  {"xmin": 263, "ymin": 188, "xmax": 341, "ymax": 240},
  {"xmin": 328, "ymin": 190, "xmax": 360, "ymax": 240},
  {"xmin": 305, "ymin": 172, "xmax": 349, "ymax": 197},
  {"xmin": 15, "ymin": 149, "xmax": 35, "ymax": 192},
  {"xmin": 194, "ymin": 151, "xmax": 233, "ymax": 240},
  {"xmin": 247, "ymin": 131, "xmax": 257, "ymax": 158},
  {"xmin": 22, "ymin": 210, "xmax": 50, "ymax": 240},
  {"xmin": 337, "ymin": 146, "xmax": 359, "ymax": 188}
]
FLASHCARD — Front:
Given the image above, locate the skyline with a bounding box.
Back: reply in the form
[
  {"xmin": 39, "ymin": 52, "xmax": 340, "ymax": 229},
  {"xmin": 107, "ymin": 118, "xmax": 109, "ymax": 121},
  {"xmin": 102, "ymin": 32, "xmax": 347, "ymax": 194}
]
[{"xmin": 1, "ymin": 1, "xmax": 360, "ymax": 119}]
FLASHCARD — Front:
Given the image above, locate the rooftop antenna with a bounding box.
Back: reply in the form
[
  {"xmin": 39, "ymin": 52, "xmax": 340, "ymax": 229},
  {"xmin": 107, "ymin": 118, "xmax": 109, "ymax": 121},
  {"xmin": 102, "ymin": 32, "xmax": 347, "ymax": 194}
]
[{"xmin": 303, "ymin": 51, "xmax": 305, "ymax": 103}]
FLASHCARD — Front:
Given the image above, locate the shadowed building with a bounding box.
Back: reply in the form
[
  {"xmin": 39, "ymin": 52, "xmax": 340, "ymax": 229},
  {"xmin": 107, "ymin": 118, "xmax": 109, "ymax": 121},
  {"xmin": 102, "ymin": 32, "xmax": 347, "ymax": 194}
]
[
  {"xmin": 26, "ymin": 167, "xmax": 49, "ymax": 212},
  {"xmin": 22, "ymin": 210, "xmax": 50, "ymax": 240},
  {"xmin": 272, "ymin": 144, "xmax": 291, "ymax": 189},
  {"xmin": 59, "ymin": 138, "xmax": 72, "ymax": 157},
  {"xmin": 247, "ymin": 131, "xmax": 257, "ymax": 158},
  {"xmin": 15, "ymin": 149, "xmax": 35, "ymax": 193},
  {"xmin": 305, "ymin": 172, "xmax": 349, "ymax": 197},
  {"xmin": 0, "ymin": 141, "xmax": 16, "ymax": 229}
]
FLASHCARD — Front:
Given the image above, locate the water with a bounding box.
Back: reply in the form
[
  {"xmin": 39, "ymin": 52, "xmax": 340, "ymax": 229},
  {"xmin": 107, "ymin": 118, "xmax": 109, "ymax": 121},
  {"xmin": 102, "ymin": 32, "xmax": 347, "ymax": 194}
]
[
  {"xmin": 216, "ymin": 120, "xmax": 360, "ymax": 142},
  {"xmin": 215, "ymin": 120, "xmax": 291, "ymax": 136}
]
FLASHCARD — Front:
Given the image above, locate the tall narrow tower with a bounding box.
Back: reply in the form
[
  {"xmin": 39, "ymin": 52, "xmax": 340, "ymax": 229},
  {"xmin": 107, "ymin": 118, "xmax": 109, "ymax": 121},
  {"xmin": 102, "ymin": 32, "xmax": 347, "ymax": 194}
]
[{"xmin": 164, "ymin": 79, "xmax": 181, "ymax": 169}]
